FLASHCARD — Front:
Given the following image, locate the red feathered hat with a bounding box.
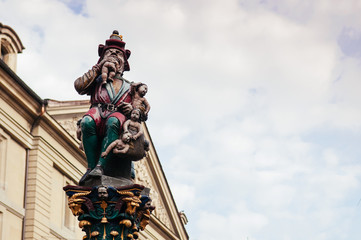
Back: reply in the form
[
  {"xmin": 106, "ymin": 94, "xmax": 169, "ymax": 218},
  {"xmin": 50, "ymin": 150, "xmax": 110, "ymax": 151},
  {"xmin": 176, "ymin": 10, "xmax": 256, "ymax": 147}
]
[{"xmin": 98, "ymin": 30, "xmax": 131, "ymax": 71}]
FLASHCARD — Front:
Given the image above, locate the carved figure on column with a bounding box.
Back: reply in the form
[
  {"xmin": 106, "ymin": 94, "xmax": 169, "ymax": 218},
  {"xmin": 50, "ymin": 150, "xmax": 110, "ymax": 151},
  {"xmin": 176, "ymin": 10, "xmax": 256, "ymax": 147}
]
[
  {"xmin": 123, "ymin": 108, "xmax": 144, "ymax": 141},
  {"xmin": 65, "ymin": 31, "xmax": 155, "ymax": 240},
  {"xmin": 130, "ymin": 82, "xmax": 150, "ymax": 121},
  {"xmin": 101, "ymin": 132, "xmax": 132, "ymax": 157},
  {"xmin": 74, "ymin": 31, "xmax": 150, "ymax": 186}
]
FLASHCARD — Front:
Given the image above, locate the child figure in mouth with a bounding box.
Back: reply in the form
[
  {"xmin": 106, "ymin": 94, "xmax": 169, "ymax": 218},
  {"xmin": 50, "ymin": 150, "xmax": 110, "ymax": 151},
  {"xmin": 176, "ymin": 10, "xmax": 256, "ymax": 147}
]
[{"xmin": 101, "ymin": 56, "xmax": 120, "ymax": 84}]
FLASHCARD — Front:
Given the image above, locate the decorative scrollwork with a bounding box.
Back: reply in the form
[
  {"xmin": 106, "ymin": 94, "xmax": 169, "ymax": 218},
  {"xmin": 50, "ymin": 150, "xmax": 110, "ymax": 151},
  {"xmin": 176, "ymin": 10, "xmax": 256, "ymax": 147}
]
[
  {"xmin": 122, "ymin": 195, "xmax": 142, "ymax": 215},
  {"xmin": 64, "ymin": 185, "xmax": 154, "ymax": 240},
  {"xmin": 67, "ymin": 191, "xmax": 92, "ymax": 216}
]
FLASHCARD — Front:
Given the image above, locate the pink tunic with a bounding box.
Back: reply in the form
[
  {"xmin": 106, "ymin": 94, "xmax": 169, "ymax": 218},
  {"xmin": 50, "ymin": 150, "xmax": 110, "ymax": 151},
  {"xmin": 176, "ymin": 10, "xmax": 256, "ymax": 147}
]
[{"xmin": 85, "ymin": 76, "xmax": 132, "ymax": 137}]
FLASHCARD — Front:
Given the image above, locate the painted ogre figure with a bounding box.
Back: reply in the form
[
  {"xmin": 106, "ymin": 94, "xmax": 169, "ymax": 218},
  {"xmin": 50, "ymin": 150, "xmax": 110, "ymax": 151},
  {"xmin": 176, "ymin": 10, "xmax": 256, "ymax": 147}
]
[{"xmin": 74, "ymin": 31, "xmax": 148, "ymax": 184}]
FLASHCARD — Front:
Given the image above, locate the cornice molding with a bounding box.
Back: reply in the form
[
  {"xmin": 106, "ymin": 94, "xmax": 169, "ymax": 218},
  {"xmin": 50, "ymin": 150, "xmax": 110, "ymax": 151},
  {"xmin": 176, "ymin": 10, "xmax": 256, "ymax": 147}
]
[{"xmin": 0, "ymin": 23, "xmax": 25, "ymax": 53}]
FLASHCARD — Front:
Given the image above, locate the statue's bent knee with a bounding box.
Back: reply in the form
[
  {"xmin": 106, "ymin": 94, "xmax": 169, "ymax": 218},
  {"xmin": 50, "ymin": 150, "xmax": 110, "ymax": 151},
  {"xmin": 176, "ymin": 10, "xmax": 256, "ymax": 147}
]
[
  {"xmin": 106, "ymin": 117, "xmax": 120, "ymax": 130},
  {"xmin": 81, "ymin": 116, "xmax": 96, "ymax": 134}
]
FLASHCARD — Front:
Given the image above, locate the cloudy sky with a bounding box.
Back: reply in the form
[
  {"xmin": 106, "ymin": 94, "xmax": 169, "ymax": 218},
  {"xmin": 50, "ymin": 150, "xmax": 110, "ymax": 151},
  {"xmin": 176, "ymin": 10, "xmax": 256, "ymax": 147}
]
[{"xmin": 2, "ymin": 0, "xmax": 361, "ymax": 239}]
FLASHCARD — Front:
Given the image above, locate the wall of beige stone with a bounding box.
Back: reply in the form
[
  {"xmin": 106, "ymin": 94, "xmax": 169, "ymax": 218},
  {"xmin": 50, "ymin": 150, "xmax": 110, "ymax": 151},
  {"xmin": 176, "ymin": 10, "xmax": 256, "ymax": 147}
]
[{"xmin": 0, "ymin": 91, "xmax": 86, "ymax": 239}]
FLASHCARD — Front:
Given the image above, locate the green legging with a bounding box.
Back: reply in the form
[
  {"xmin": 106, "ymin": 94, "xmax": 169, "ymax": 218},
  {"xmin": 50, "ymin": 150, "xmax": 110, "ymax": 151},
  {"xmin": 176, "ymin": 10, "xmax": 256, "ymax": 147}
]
[{"xmin": 81, "ymin": 116, "xmax": 120, "ymax": 169}]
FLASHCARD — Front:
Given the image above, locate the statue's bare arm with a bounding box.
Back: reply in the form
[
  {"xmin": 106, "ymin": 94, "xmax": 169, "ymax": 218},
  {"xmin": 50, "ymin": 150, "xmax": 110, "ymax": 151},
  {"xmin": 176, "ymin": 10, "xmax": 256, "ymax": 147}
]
[
  {"xmin": 113, "ymin": 144, "xmax": 129, "ymax": 154},
  {"xmin": 101, "ymin": 140, "xmax": 119, "ymax": 158},
  {"xmin": 74, "ymin": 60, "xmax": 107, "ymax": 95},
  {"xmin": 132, "ymin": 123, "xmax": 144, "ymax": 140},
  {"xmin": 123, "ymin": 120, "xmax": 131, "ymax": 133},
  {"xmin": 143, "ymin": 98, "xmax": 151, "ymax": 115}
]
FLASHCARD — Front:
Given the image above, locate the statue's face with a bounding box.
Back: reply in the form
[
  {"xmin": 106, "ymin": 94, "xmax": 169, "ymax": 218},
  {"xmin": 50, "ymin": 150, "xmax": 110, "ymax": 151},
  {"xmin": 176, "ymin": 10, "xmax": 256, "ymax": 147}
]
[
  {"xmin": 138, "ymin": 85, "xmax": 148, "ymax": 96},
  {"xmin": 131, "ymin": 110, "xmax": 140, "ymax": 121},
  {"xmin": 122, "ymin": 133, "xmax": 131, "ymax": 143},
  {"xmin": 98, "ymin": 186, "xmax": 108, "ymax": 200},
  {"xmin": 145, "ymin": 200, "xmax": 152, "ymax": 208},
  {"xmin": 103, "ymin": 48, "xmax": 125, "ymax": 72}
]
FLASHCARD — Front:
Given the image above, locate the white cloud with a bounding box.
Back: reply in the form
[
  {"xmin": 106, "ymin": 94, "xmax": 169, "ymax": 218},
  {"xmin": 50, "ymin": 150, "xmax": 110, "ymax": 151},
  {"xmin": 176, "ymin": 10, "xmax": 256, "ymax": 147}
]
[
  {"xmin": 2, "ymin": 0, "xmax": 361, "ymax": 239},
  {"xmin": 197, "ymin": 206, "xmax": 268, "ymax": 240},
  {"xmin": 151, "ymin": 123, "xmax": 191, "ymax": 147},
  {"xmin": 170, "ymin": 182, "xmax": 196, "ymax": 210}
]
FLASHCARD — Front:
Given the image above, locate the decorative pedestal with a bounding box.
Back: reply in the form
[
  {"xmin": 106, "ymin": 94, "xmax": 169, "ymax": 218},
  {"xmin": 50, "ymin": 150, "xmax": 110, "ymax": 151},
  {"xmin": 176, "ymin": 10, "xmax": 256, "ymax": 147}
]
[{"xmin": 63, "ymin": 184, "xmax": 154, "ymax": 240}]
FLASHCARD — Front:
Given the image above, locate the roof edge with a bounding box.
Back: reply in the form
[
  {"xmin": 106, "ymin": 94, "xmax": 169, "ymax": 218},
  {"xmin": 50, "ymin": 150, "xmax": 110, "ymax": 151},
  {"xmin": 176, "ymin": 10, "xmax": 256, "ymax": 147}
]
[
  {"xmin": 143, "ymin": 123, "xmax": 189, "ymax": 239},
  {"xmin": 0, "ymin": 58, "xmax": 43, "ymax": 104}
]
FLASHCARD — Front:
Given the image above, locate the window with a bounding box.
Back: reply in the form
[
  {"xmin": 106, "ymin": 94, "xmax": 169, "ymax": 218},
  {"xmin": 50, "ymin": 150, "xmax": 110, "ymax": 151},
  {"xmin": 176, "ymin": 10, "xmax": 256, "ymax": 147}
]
[
  {"xmin": 0, "ymin": 129, "xmax": 8, "ymax": 190},
  {"xmin": 50, "ymin": 166, "xmax": 76, "ymax": 231},
  {"xmin": 63, "ymin": 181, "xmax": 74, "ymax": 230},
  {"xmin": 0, "ymin": 211, "xmax": 3, "ymax": 239},
  {"xmin": 0, "ymin": 45, "xmax": 8, "ymax": 62}
]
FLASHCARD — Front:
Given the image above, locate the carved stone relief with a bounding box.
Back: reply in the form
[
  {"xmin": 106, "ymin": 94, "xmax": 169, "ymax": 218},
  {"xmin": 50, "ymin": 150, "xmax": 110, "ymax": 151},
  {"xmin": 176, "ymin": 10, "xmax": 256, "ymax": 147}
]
[{"xmin": 134, "ymin": 160, "xmax": 172, "ymax": 230}]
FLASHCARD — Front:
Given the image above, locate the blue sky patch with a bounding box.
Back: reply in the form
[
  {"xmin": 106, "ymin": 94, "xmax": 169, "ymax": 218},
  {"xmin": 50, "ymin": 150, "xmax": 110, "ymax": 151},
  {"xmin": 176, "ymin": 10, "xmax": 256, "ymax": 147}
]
[
  {"xmin": 58, "ymin": 0, "xmax": 85, "ymax": 15},
  {"xmin": 338, "ymin": 27, "xmax": 361, "ymax": 59}
]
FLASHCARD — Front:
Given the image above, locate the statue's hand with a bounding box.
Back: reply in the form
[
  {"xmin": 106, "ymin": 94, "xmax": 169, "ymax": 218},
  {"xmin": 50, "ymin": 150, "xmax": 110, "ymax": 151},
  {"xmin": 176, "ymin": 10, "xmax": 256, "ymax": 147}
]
[
  {"xmin": 118, "ymin": 102, "xmax": 133, "ymax": 115},
  {"xmin": 93, "ymin": 59, "xmax": 108, "ymax": 74},
  {"xmin": 98, "ymin": 58, "xmax": 108, "ymax": 67}
]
